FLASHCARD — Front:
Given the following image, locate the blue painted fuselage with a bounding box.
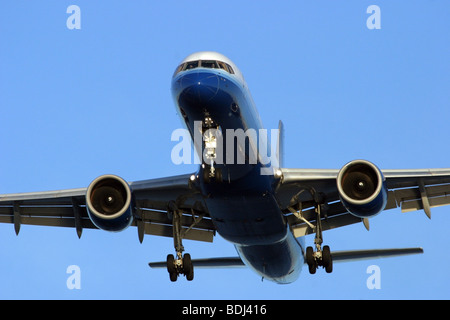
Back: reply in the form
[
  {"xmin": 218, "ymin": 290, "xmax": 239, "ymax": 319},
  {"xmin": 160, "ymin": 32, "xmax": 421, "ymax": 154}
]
[{"xmin": 172, "ymin": 67, "xmax": 304, "ymax": 283}]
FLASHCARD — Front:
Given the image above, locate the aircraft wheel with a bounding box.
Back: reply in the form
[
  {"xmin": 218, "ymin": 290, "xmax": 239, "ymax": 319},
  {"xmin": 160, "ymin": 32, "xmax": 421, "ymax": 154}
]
[
  {"xmin": 183, "ymin": 253, "xmax": 194, "ymax": 281},
  {"xmin": 323, "ymin": 245, "xmax": 333, "ymax": 273},
  {"xmin": 306, "ymin": 247, "xmax": 316, "ymax": 274},
  {"xmin": 167, "ymin": 254, "xmax": 178, "ymax": 282}
]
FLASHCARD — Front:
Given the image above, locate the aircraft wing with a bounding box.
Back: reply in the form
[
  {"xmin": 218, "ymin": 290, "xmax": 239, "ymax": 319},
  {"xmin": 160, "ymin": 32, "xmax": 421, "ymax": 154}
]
[
  {"xmin": 276, "ymin": 167, "xmax": 450, "ymax": 237},
  {"xmin": 0, "ymin": 173, "xmax": 215, "ymax": 243}
]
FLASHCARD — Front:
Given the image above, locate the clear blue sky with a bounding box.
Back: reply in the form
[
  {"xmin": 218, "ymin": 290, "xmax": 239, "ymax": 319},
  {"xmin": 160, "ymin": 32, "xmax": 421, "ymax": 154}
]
[{"xmin": 0, "ymin": 1, "xmax": 449, "ymax": 299}]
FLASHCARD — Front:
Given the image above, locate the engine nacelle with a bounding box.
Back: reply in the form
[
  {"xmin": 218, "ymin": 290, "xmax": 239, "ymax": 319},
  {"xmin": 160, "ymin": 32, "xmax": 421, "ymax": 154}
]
[
  {"xmin": 337, "ymin": 160, "xmax": 388, "ymax": 218},
  {"xmin": 86, "ymin": 174, "xmax": 134, "ymax": 232}
]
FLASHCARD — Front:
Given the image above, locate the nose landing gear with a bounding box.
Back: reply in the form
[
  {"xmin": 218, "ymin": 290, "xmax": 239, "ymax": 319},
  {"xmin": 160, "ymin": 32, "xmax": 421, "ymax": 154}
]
[{"xmin": 201, "ymin": 114, "xmax": 223, "ymax": 184}]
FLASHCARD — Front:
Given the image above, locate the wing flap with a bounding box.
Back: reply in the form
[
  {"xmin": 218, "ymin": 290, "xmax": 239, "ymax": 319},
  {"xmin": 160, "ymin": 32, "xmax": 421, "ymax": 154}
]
[
  {"xmin": 0, "ymin": 215, "xmax": 95, "ymax": 229},
  {"xmin": 142, "ymin": 222, "xmax": 214, "ymax": 242},
  {"xmin": 401, "ymin": 194, "xmax": 450, "ymax": 213},
  {"xmin": 138, "ymin": 208, "xmax": 214, "ymax": 230},
  {"xmin": 0, "ymin": 206, "xmax": 76, "ymax": 217},
  {"xmin": 0, "ymin": 192, "xmax": 93, "ymax": 236},
  {"xmin": 0, "ymin": 202, "xmax": 215, "ymax": 241},
  {"xmin": 292, "ymin": 213, "xmax": 361, "ymax": 237},
  {"xmin": 136, "ymin": 207, "xmax": 215, "ymax": 242},
  {"xmin": 288, "ymin": 201, "xmax": 362, "ymax": 237},
  {"xmin": 390, "ymin": 183, "xmax": 450, "ymax": 210}
]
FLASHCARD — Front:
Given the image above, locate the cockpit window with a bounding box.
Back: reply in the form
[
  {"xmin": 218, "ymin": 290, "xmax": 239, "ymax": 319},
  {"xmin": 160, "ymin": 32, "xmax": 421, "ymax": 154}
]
[
  {"xmin": 174, "ymin": 63, "xmax": 185, "ymax": 75},
  {"xmin": 174, "ymin": 60, "xmax": 235, "ymax": 76},
  {"xmin": 201, "ymin": 60, "xmax": 218, "ymax": 69},
  {"xmin": 226, "ymin": 64, "xmax": 235, "ymax": 74},
  {"xmin": 185, "ymin": 61, "xmax": 199, "ymax": 70},
  {"xmin": 217, "ymin": 61, "xmax": 228, "ymax": 71}
]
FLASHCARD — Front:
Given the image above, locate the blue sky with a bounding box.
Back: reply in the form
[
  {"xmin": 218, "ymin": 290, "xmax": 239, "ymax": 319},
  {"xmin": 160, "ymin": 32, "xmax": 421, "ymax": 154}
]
[{"xmin": 0, "ymin": 1, "xmax": 449, "ymax": 299}]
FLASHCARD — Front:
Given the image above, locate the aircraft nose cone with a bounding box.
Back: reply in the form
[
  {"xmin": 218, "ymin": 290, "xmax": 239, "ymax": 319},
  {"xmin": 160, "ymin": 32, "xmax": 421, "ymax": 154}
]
[{"xmin": 180, "ymin": 71, "xmax": 220, "ymax": 104}]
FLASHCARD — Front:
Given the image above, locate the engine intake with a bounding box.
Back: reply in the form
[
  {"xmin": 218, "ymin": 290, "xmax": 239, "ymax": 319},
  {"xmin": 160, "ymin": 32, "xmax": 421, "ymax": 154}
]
[
  {"xmin": 86, "ymin": 174, "xmax": 134, "ymax": 232},
  {"xmin": 337, "ymin": 160, "xmax": 387, "ymax": 218}
]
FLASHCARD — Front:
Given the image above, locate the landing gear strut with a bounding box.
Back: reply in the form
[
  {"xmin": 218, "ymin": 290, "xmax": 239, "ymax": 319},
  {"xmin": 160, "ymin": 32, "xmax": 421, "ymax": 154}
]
[
  {"xmin": 166, "ymin": 202, "xmax": 194, "ymax": 282},
  {"xmin": 301, "ymin": 193, "xmax": 333, "ymax": 274}
]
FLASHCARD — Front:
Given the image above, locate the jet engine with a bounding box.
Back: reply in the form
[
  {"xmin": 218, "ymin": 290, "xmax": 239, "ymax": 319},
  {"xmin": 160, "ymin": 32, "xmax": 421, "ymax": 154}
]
[
  {"xmin": 86, "ymin": 174, "xmax": 134, "ymax": 232},
  {"xmin": 337, "ymin": 160, "xmax": 388, "ymax": 218}
]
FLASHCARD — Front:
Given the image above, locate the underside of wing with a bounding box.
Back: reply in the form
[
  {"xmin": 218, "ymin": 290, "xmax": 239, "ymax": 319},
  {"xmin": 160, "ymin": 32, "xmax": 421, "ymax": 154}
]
[
  {"xmin": 275, "ymin": 164, "xmax": 450, "ymax": 237},
  {"xmin": 0, "ymin": 173, "xmax": 216, "ymax": 243},
  {"xmin": 130, "ymin": 174, "xmax": 215, "ymax": 242},
  {"xmin": 276, "ymin": 168, "xmax": 357, "ymax": 237},
  {"xmin": 383, "ymin": 169, "xmax": 450, "ymax": 218},
  {"xmin": 0, "ymin": 188, "xmax": 92, "ymax": 237}
]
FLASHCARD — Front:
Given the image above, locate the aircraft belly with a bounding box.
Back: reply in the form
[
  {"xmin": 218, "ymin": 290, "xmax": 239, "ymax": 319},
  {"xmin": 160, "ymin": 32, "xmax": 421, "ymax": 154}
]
[
  {"xmin": 235, "ymin": 231, "xmax": 304, "ymax": 284},
  {"xmin": 205, "ymin": 183, "xmax": 287, "ymax": 246}
]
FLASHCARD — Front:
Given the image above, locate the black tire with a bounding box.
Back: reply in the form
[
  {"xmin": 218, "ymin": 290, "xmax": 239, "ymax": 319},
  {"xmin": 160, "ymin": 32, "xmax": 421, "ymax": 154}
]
[
  {"xmin": 169, "ymin": 272, "xmax": 178, "ymax": 282},
  {"xmin": 167, "ymin": 254, "xmax": 175, "ymax": 273},
  {"xmin": 186, "ymin": 269, "xmax": 194, "ymax": 281},
  {"xmin": 323, "ymin": 245, "xmax": 333, "ymax": 273},
  {"xmin": 167, "ymin": 254, "xmax": 177, "ymax": 282},
  {"xmin": 306, "ymin": 247, "xmax": 316, "ymax": 274},
  {"xmin": 183, "ymin": 253, "xmax": 194, "ymax": 281}
]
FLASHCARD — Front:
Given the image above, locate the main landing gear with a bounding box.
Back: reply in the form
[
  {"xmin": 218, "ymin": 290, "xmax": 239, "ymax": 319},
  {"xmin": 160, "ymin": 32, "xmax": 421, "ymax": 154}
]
[
  {"xmin": 166, "ymin": 201, "xmax": 194, "ymax": 282},
  {"xmin": 291, "ymin": 192, "xmax": 333, "ymax": 274},
  {"xmin": 166, "ymin": 252, "xmax": 194, "ymax": 282},
  {"xmin": 306, "ymin": 199, "xmax": 333, "ymax": 274}
]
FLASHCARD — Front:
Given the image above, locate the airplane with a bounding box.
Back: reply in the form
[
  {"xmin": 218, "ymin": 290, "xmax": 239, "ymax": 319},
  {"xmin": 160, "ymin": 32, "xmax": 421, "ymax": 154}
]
[{"xmin": 1, "ymin": 51, "xmax": 449, "ymax": 284}]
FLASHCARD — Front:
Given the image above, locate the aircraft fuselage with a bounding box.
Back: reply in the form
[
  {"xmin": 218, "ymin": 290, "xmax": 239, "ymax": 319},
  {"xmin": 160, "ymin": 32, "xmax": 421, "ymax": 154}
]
[{"xmin": 171, "ymin": 52, "xmax": 304, "ymax": 283}]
